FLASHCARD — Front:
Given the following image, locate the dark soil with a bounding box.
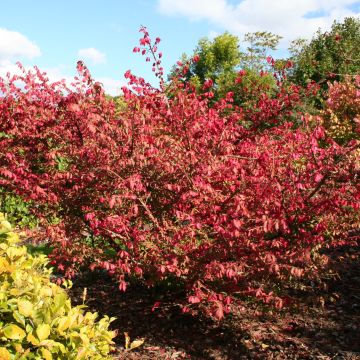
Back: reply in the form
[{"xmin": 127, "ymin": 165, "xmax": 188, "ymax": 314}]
[{"xmin": 68, "ymin": 244, "xmax": 360, "ymax": 359}]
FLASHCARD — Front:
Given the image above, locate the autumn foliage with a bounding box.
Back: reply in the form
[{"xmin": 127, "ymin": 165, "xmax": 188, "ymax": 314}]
[
  {"xmin": 321, "ymin": 75, "xmax": 360, "ymax": 144},
  {"xmin": 0, "ymin": 27, "xmax": 359, "ymax": 319}
]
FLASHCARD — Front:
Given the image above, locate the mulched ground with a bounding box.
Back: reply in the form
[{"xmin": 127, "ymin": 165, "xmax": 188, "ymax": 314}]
[{"xmin": 68, "ymin": 244, "xmax": 360, "ymax": 360}]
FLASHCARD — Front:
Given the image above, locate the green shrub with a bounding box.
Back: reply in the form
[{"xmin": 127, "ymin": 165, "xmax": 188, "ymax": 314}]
[
  {"xmin": 0, "ymin": 214, "xmax": 116, "ymax": 359},
  {"xmin": 0, "ymin": 189, "xmax": 38, "ymax": 229}
]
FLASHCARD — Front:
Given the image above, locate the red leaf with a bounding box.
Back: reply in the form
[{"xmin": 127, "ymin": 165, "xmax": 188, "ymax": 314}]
[
  {"xmin": 188, "ymin": 295, "xmax": 201, "ymax": 304},
  {"xmin": 213, "ymin": 302, "xmax": 224, "ymax": 320},
  {"xmin": 152, "ymin": 302, "xmax": 161, "ymax": 312},
  {"xmin": 109, "ymin": 196, "xmax": 116, "ymax": 209}
]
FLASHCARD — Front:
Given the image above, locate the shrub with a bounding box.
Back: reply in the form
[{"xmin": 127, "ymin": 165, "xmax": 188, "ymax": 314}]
[
  {"xmin": 0, "ymin": 28, "xmax": 359, "ymax": 319},
  {"xmin": 0, "ymin": 188, "xmax": 38, "ymax": 229},
  {"xmin": 321, "ymin": 75, "xmax": 360, "ymax": 145},
  {"xmin": 0, "ymin": 214, "xmax": 116, "ymax": 359}
]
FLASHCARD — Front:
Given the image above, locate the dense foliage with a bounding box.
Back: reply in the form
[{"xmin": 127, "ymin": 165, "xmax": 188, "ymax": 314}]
[
  {"xmin": 168, "ymin": 31, "xmax": 282, "ymax": 105},
  {"xmin": 0, "ymin": 214, "xmax": 116, "ymax": 359},
  {"xmin": 289, "ymin": 17, "xmax": 360, "ymax": 95},
  {"xmin": 0, "ymin": 26, "xmax": 359, "ymax": 320},
  {"xmin": 321, "ymin": 75, "xmax": 360, "ymax": 145}
]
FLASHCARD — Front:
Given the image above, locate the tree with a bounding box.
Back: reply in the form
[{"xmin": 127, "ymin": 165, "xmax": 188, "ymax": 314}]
[
  {"xmin": 169, "ymin": 32, "xmax": 241, "ymax": 91},
  {"xmin": 289, "ymin": 17, "xmax": 360, "ymax": 93},
  {"xmin": 241, "ymin": 31, "xmax": 282, "ymax": 71},
  {"xmin": 168, "ymin": 31, "xmax": 282, "ymax": 103}
]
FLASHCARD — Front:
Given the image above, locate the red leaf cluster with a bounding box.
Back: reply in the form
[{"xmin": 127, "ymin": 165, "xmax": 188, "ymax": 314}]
[{"xmin": 0, "ymin": 31, "xmax": 359, "ymax": 320}]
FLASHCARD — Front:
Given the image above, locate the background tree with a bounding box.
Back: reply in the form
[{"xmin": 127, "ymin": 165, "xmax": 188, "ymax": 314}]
[
  {"xmin": 167, "ymin": 31, "xmax": 308, "ymax": 129},
  {"xmin": 218, "ymin": 31, "xmax": 283, "ymax": 106},
  {"xmin": 241, "ymin": 31, "xmax": 282, "ymax": 71},
  {"xmin": 289, "ymin": 17, "xmax": 360, "ymax": 93},
  {"xmin": 169, "ymin": 32, "xmax": 241, "ymax": 92},
  {"xmin": 168, "ymin": 31, "xmax": 282, "ymax": 103}
]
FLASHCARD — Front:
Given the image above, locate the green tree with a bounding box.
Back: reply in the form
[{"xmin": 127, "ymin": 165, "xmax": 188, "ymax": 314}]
[
  {"xmin": 241, "ymin": 31, "xmax": 282, "ymax": 71},
  {"xmin": 168, "ymin": 31, "xmax": 281, "ymax": 104},
  {"xmin": 289, "ymin": 17, "xmax": 360, "ymax": 92},
  {"xmin": 169, "ymin": 32, "xmax": 241, "ymax": 91}
]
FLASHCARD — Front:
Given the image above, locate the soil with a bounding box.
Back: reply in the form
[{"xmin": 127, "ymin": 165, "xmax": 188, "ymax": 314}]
[{"xmin": 68, "ymin": 244, "xmax": 360, "ymax": 360}]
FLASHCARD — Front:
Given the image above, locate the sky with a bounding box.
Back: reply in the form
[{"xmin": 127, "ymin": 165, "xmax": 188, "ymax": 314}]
[{"xmin": 0, "ymin": 0, "xmax": 359, "ymax": 95}]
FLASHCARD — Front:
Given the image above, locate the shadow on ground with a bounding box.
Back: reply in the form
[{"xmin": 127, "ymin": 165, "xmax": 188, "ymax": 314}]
[{"xmin": 68, "ymin": 243, "xmax": 360, "ymax": 359}]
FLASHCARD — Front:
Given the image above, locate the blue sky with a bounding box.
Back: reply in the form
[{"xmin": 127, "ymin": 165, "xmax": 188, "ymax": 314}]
[{"xmin": 0, "ymin": 0, "xmax": 359, "ymax": 94}]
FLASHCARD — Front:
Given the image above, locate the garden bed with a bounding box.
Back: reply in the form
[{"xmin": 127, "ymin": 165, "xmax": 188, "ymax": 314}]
[{"xmin": 68, "ymin": 243, "xmax": 360, "ymax": 359}]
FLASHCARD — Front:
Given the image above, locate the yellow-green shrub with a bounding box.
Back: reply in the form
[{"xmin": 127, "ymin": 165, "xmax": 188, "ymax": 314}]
[{"xmin": 0, "ymin": 214, "xmax": 116, "ymax": 359}]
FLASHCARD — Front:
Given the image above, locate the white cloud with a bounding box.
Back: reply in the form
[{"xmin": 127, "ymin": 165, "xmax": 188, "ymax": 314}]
[
  {"xmin": 157, "ymin": 0, "xmax": 360, "ymax": 47},
  {"xmin": 208, "ymin": 30, "xmax": 220, "ymax": 39},
  {"xmin": 0, "ymin": 61, "xmax": 75, "ymax": 90},
  {"xmin": 78, "ymin": 47, "xmax": 106, "ymax": 65},
  {"xmin": 97, "ymin": 77, "xmax": 124, "ymax": 96},
  {"xmin": 0, "ymin": 29, "xmax": 118, "ymax": 96},
  {"xmin": 0, "ymin": 60, "xmax": 122, "ymax": 96},
  {"xmin": 0, "ymin": 28, "xmax": 41, "ymax": 61},
  {"xmin": 0, "ymin": 60, "xmax": 22, "ymax": 78}
]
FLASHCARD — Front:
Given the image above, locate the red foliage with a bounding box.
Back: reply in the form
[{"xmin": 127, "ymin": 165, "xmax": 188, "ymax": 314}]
[{"xmin": 0, "ymin": 29, "xmax": 359, "ymax": 320}]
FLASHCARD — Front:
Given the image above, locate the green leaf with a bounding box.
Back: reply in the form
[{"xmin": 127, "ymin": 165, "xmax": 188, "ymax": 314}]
[
  {"xmin": 12, "ymin": 310, "xmax": 26, "ymax": 327},
  {"xmin": 0, "ymin": 220, "xmax": 12, "ymax": 234},
  {"xmin": 57, "ymin": 317, "xmax": 71, "ymax": 333},
  {"xmin": 52, "ymin": 292, "xmax": 67, "ymax": 314},
  {"xmin": 18, "ymin": 299, "xmax": 33, "ymax": 317},
  {"xmin": 41, "ymin": 347, "xmax": 53, "ymax": 360},
  {"xmin": 2, "ymin": 323, "xmax": 26, "ymax": 340},
  {"xmin": 27, "ymin": 332, "xmax": 40, "ymax": 346},
  {"xmin": 36, "ymin": 323, "xmax": 51, "ymax": 341}
]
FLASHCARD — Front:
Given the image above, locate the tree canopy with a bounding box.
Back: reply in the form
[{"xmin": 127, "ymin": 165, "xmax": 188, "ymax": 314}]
[
  {"xmin": 168, "ymin": 31, "xmax": 282, "ymax": 105},
  {"xmin": 289, "ymin": 17, "xmax": 360, "ymax": 91}
]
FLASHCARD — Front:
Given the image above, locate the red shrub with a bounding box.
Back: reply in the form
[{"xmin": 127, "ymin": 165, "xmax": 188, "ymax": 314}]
[{"xmin": 0, "ymin": 30, "xmax": 359, "ymax": 319}]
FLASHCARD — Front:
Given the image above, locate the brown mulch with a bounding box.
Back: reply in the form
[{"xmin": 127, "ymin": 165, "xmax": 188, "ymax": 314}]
[{"xmin": 68, "ymin": 244, "xmax": 360, "ymax": 360}]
